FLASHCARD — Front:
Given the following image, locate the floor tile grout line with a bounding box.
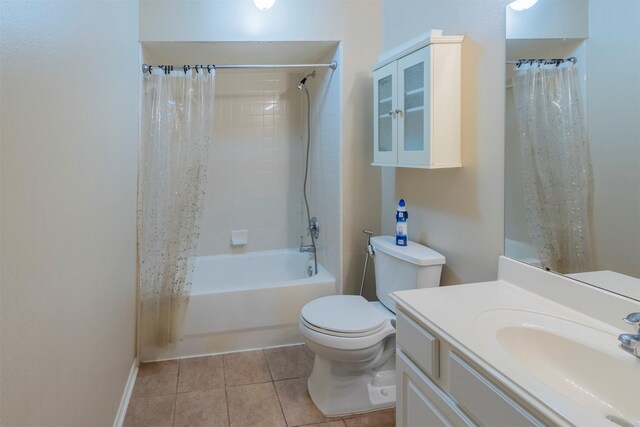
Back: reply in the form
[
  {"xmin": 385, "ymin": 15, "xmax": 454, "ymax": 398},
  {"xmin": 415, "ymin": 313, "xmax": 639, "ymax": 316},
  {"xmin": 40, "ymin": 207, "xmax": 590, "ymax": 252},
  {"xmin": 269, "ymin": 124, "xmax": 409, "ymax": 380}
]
[
  {"xmin": 272, "ymin": 379, "xmax": 290, "ymax": 427},
  {"xmin": 264, "ymin": 347, "xmax": 276, "ymax": 380},
  {"xmin": 225, "ymin": 378, "xmax": 275, "ymax": 389},
  {"xmin": 220, "ymin": 356, "xmax": 227, "ymax": 389},
  {"xmin": 171, "ymin": 359, "xmax": 181, "ymax": 427},
  {"xmin": 262, "ymin": 348, "xmax": 274, "ymax": 382},
  {"xmin": 175, "ymin": 359, "xmax": 181, "ymax": 393},
  {"xmin": 223, "ymin": 386, "xmax": 231, "ymax": 427},
  {"xmin": 221, "ymin": 354, "xmax": 231, "ymax": 426}
]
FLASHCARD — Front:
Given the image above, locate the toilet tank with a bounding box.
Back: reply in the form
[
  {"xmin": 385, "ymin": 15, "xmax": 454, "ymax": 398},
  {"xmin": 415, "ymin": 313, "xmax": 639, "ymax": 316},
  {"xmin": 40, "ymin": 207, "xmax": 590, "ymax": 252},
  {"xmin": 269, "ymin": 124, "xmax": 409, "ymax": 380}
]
[{"xmin": 370, "ymin": 236, "xmax": 445, "ymax": 313}]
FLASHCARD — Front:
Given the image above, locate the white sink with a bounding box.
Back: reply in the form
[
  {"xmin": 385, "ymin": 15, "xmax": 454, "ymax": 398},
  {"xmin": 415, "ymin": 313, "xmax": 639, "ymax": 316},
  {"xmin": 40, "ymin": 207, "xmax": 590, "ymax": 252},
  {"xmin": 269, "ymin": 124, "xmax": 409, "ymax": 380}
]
[{"xmin": 475, "ymin": 309, "xmax": 640, "ymax": 426}]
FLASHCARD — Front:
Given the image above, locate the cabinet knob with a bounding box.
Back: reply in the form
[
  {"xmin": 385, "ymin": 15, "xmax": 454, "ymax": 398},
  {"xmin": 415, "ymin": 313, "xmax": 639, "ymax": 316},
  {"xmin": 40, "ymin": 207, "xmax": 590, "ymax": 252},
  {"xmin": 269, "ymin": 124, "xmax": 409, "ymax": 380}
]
[
  {"xmin": 394, "ymin": 109, "xmax": 403, "ymax": 117},
  {"xmin": 388, "ymin": 110, "xmax": 396, "ymax": 118}
]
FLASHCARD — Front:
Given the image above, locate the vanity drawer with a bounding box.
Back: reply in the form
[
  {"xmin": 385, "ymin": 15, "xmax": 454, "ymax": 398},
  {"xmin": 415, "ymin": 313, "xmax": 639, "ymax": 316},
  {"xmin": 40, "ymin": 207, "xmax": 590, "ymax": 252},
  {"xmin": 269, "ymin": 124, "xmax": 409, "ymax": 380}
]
[
  {"xmin": 448, "ymin": 352, "xmax": 545, "ymax": 427},
  {"xmin": 397, "ymin": 310, "xmax": 440, "ymax": 379}
]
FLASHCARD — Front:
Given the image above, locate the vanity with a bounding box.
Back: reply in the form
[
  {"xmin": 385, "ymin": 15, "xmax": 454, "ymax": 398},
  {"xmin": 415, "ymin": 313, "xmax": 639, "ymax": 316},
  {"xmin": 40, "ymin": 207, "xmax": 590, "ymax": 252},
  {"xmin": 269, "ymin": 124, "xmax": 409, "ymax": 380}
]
[{"xmin": 392, "ymin": 257, "xmax": 640, "ymax": 427}]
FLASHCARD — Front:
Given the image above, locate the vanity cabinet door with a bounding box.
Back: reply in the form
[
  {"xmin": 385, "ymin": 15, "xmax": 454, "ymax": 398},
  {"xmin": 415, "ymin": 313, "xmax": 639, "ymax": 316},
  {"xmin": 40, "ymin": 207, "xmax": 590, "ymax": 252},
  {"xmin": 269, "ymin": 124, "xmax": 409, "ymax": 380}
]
[{"xmin": 397, "ymin": 350, "xmax": 475, "ymax": 427}]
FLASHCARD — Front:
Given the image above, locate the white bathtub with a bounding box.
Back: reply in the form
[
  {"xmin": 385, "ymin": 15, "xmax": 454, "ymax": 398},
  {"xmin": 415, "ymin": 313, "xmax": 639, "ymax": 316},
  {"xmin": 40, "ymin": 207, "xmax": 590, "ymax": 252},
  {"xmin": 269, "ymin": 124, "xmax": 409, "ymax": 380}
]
[{"xmin": 146, "ymin": 249, "xmax": 335, "ymax": 361}]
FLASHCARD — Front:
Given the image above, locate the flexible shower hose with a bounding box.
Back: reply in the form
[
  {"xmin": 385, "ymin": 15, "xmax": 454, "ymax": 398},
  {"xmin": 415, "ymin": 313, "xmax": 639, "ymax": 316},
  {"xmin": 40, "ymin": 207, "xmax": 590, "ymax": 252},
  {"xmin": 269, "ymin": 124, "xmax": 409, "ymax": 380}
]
[{"xmin": 302, "ymin": 84, "xmax": 318, "ymax": 275}]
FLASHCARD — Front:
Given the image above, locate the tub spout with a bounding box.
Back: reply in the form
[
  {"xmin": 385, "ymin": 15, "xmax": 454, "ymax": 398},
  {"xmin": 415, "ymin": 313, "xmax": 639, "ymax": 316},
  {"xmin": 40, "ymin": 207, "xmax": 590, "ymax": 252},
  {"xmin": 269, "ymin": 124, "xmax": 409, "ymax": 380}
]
[
  {"xmin": 300, "ymin": 245, "xmax": 316, "ymax": 253},
  {"xmin": 300, "ymin": 236, "xmax": 316, "ymax": 253}
]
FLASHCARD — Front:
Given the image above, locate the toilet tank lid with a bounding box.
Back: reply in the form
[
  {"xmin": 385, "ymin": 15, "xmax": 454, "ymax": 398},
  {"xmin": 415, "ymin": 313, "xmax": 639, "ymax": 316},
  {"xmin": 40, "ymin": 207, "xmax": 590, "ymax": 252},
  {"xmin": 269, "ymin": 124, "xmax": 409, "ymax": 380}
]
[{"xmin": 371, "ymin": 236, "xmax": 446, "ymax": 266}]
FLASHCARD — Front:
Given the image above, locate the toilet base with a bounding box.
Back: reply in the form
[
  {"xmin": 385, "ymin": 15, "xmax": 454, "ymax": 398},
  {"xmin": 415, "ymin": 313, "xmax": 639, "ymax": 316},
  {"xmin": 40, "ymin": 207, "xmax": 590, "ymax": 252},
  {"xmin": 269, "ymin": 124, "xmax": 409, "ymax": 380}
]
[{"xmin": 307, "ymin": 354, "xmax": 396, "ymax": 416}]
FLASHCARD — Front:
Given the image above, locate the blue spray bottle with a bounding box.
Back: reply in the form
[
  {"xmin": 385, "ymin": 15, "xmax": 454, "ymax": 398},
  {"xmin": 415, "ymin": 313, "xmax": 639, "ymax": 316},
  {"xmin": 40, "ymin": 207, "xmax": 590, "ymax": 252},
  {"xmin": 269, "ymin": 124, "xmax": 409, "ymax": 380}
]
[{"xmin": 395, "ymin": 199, "xmax": 408, "ymax": 246}]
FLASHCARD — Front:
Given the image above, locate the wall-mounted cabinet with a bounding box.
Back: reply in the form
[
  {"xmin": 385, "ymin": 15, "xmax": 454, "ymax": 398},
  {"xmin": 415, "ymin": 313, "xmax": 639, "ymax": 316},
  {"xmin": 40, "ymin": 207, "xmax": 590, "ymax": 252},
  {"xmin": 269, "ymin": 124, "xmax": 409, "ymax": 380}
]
[{"xmin": 373, "ymin": 30, "xmax": 463, "ymax": 169}]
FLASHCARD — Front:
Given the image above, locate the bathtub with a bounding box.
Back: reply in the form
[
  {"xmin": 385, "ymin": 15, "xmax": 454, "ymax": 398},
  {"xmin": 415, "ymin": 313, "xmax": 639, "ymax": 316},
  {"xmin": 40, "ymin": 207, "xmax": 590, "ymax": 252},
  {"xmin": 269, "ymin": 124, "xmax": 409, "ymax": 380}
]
[{"xmin": 146, "ymin": 249, "xmax": 335, "ymax": 361}]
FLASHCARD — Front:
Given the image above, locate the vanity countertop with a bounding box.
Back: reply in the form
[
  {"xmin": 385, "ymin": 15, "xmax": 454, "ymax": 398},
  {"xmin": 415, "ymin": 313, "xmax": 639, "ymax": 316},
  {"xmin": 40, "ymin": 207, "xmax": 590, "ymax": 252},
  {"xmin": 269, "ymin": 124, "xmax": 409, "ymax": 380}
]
[{"xmin": 392, "ymin": 275, "xmax": 640, "ymax": 427}]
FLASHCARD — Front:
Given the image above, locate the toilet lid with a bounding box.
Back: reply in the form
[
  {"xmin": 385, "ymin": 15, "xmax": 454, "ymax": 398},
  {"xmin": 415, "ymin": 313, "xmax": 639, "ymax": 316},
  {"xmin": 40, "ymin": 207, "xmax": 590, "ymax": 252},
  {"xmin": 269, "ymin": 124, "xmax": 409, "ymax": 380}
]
[{"xmin": 300, "ymin": 295, "xmax": 388, "ymax": 334}]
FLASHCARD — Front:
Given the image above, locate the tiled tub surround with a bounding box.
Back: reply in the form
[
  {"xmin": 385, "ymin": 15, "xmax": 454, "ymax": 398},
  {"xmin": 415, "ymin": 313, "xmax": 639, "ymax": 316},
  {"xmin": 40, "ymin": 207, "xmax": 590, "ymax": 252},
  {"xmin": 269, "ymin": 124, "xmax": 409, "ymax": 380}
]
[
  {"xmin": 197, "ymin": 71, "xmax": 307, "ymax": 256},
  {"xmin": 124, "ymin": 345, "xmax": 395, "ymax": 427},
  {"xmin": 303, "ymin": 48, "xmax": 342, "ymax": 291},
  {"xmin": 195, "ymin": 66, "xmax": 342, "ymax": 291}
]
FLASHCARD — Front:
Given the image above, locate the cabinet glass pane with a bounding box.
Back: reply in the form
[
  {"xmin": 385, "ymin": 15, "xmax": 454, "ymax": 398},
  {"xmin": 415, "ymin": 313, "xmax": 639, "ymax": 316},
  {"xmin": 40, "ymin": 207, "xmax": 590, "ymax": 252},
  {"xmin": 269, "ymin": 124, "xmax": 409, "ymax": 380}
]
[
  {"xmin": 378, "ymin": 75, "xmax": 393, "ymax": 152},
  {"xmin": 404, "ymin": 62, "xmax": 424, "ymax": 151}
]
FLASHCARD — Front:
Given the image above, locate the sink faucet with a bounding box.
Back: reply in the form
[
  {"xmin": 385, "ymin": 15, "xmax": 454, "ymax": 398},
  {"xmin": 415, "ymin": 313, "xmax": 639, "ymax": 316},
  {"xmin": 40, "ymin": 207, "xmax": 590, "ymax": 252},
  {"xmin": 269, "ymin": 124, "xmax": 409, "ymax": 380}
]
[{"xmin": 618, "ymin": 312, "xmax": 640, "ymax": 358}]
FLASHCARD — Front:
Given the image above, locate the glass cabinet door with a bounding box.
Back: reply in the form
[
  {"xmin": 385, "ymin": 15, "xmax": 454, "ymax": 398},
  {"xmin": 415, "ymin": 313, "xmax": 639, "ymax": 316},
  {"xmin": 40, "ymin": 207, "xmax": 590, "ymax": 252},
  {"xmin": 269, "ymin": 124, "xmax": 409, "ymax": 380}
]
[
  {"xmin": 398, "ymin": 47, "xmax": 431, "ymax": 166},
  {"xmin": 373, "ymin": 62, "xmax": 397, "ymax": 165}
]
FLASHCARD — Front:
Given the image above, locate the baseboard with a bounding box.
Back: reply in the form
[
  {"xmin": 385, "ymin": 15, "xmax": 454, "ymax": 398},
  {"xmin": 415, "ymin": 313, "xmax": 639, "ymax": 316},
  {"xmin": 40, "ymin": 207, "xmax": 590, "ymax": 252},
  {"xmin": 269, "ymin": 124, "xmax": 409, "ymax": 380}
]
[{"xmin": 113, "ymin": 357, "xmax": 139, "ymax": 427}]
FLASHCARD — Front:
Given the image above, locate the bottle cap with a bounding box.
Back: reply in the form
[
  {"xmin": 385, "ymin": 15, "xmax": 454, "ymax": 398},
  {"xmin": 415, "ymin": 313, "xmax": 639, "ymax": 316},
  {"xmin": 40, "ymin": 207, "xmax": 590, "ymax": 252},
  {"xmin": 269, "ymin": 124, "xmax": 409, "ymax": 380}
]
[{"xmin": 398, "ymin": 199, "xmax": 405, "ymax": 207}]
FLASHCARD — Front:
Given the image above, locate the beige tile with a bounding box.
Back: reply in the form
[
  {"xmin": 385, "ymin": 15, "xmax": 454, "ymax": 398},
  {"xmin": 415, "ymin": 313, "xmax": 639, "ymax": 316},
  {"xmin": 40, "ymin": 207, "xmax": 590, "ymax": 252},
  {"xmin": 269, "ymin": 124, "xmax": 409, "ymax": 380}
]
[
  {"xmin": 343, "ymin": 408, "xmax": 396, "ymax": 427},
  {"xmin": 174, "ymin": 389, "xmax": 229, "ymax": 427},
  {"xmin": 227, "ymin": 382, "xmax": 286, "ymax": 427},
  {"xmin": 304, "ymin": 422, "xmax": 347, "ymax": 427},
  {"xmin": 223, "ymin": 350, "xmax": 271, "ymax": 387},
  {"xmin": 123, "ymin": 394, "xmax": 175, "ymax": 427},
  {"xmin": 264, "ymin": 345, "xmax": 313, "ymax": 380},
  {"xmin": 178, "ymin": 355, "xmax": 225, "ymax": 393},
  {"xmin": 132, "ymin": 360, "xmax": 178, "ymax": 397},
  {"xmin": 274, "ymin": 377, "xmax": 332, "ymax": 426}
]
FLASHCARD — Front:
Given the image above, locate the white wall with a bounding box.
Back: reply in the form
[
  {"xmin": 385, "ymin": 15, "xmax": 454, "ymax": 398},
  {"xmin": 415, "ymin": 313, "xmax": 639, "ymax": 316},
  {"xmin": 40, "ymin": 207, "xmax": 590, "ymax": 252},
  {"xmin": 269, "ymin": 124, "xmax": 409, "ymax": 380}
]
[
  {"xmin": 588, "ymin": 0, "xmax": 640, "ymax": 277},
  {"xmin": 381, "ymin": 0, "xmax": 506, "ymax": 284},
  {"xmin": 506, "ymin": 0, "xmax": 588, "ymax": 40},
  {"xmin": 0, "ymin": 1, "xmax": 138, "ymax": 426},
  {"xmin": 140, "ymin": 0, "xmax": 382, "ymax": 295}
]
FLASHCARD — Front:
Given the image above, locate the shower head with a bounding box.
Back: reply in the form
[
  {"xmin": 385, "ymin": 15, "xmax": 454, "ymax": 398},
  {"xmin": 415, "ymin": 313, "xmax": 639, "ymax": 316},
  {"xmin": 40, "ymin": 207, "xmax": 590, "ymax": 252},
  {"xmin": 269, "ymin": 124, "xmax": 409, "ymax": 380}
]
[{"xmin": 297, "ymin": 70, "xmax": 316, "ymax": 90}]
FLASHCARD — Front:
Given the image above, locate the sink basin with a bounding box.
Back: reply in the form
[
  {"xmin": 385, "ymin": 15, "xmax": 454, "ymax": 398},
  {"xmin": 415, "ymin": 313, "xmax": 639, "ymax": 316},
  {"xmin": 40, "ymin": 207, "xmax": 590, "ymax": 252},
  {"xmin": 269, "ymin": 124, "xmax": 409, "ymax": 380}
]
[{"xmin": 475, "ymin": 309, "xmax": 640, "ymax": 426}]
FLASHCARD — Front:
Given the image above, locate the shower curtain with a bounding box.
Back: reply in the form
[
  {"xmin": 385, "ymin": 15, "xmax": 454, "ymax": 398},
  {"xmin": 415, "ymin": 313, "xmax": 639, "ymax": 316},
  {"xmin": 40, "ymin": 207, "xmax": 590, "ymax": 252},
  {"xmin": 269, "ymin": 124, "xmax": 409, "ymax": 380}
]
[
  {"xmin": 512, "ymin": 61, "xmax": 593, "ymax": 273},
  {"xmin": 139, "ymin": 67, "xmax": 215, "ymax": 352}
]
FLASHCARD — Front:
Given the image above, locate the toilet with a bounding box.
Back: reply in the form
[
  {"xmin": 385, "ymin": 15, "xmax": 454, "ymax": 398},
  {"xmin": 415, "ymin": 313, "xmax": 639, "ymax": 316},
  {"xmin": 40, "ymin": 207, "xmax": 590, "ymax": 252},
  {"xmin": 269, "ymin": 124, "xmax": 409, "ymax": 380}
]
[{"xmin": 299, "ymin": 235, "xmax": 445, "ymax": 416}]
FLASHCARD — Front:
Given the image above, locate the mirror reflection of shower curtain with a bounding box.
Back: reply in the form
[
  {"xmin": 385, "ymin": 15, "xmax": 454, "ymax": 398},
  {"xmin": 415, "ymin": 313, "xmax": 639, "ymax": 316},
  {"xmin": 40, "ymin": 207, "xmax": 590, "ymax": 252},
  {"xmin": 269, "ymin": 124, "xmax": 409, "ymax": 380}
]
[
  {"xmin": 512, "ymin": 62, "xmax": 593, "ymax": 274},
  {"xmin": 139, "ymin": 68, "xmax": 215, "ymax": 356}
]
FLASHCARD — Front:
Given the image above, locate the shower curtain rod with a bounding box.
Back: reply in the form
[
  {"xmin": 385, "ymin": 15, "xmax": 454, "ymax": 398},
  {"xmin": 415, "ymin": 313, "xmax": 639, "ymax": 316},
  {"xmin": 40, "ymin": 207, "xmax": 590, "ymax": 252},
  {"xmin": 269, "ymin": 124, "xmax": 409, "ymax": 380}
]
[
  {"xmin": 506, "ymin": 57, "xmax": 577, "ymax": 66},
  {"xmin": 142, "ymin": 61, "xmax": 338, "ymax": 74}
]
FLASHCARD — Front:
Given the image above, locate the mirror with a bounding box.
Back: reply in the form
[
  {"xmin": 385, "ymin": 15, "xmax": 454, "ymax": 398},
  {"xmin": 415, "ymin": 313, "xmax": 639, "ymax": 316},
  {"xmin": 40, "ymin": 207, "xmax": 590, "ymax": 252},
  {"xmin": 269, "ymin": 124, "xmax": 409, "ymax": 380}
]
[{"xmin": 504, "ymin": 0, "xmax": 640, "ymax": 301}]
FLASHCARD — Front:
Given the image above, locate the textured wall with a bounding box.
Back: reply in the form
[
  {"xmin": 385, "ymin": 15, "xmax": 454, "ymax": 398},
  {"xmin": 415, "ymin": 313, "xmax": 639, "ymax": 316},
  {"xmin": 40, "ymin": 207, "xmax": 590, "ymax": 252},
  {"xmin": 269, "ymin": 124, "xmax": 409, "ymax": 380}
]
[
  {"xmin": 0, "ymin": 1, "xmax": 138, "ymax": 425},
  {"xmin": 381, "ymin": 0, "xmax": 507, "ymax": 284}
]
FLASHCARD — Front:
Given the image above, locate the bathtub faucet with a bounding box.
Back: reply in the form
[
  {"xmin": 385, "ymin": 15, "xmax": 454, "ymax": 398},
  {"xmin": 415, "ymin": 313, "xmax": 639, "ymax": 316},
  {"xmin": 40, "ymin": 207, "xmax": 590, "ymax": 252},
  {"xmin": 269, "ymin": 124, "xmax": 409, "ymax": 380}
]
[{"xmin": 300, "ymin": 236, "xmax": 316, "ymax": 253}]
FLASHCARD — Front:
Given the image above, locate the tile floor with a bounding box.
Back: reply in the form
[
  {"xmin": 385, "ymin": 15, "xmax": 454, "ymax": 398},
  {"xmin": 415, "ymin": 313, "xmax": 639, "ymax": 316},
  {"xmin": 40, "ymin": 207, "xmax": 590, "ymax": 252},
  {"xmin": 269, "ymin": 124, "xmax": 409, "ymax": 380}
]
[{"xmin": 124, "ymin": 344, "xmax": 396, "ymax": 427}]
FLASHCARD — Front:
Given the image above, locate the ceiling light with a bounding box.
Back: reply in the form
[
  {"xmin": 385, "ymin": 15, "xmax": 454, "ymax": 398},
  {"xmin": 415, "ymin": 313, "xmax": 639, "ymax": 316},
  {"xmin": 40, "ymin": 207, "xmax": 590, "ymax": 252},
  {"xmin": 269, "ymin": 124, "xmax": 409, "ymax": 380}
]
[
  {"xmin": 253, "ymin": 0, "xmax": 276, "ymax": 10},
  {"xmin": 509, "ymin": 0, "xmax": 539, "ymax": 11}
]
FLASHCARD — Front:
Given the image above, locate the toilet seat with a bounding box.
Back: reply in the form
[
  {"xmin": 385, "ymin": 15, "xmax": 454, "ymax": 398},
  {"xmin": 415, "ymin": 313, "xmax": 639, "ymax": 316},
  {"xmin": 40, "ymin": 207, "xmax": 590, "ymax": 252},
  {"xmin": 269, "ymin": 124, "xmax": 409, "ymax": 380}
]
[
  {"xmin": 300, "ymin": 295, "xmax": 388, "ymax": 336},
  {"xmin": 299, "ymin": 296, "xmax": 396, "ymax": 351}
]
